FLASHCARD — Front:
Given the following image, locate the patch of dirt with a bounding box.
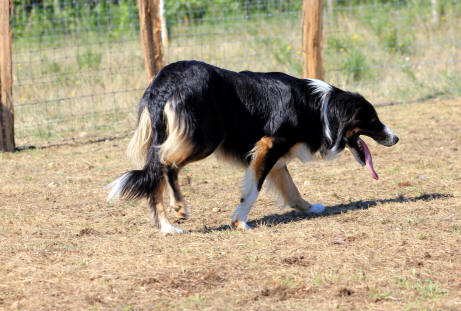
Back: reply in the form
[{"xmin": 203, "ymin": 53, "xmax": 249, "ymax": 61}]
[
  {"xmin": 258, "ymin": 285, "xmax": 316, "ymax": 300},
  {"xmin": 76, "ymin": 228, "xmax": 100, "ymax": 237}
]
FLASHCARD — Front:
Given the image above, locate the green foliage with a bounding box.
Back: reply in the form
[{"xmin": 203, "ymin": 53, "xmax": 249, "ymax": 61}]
[
  {"xmin": 77, "ymin": 50, "xmax": 102, "ymax": 70},
  {"xmin": 12, "ymin": 0, "xmax": 139, "ymax": 41},
  {"xmin": 343, "ymin": 49, "xmax": 371, "ymax": 82},
  {"xmin": 327, "ymin": 36, "xmax": 348, "ymax": 53},
  {"xmin": 325, "ymin": 34, "xmax": 372, "ymax": 82},
  {"xmin": 164, "ymin": 0, "xmax": 301, "ymax": 24}
]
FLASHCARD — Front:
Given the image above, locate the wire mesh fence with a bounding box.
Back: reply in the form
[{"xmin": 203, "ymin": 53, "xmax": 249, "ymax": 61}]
[{"xmin": 10, "ymin": 0, "xmax": 461, "ymax": 148}]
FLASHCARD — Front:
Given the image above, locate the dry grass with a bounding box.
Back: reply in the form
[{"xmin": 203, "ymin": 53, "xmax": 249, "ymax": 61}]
[{"xmin": 1, "ymin": 98, "xmax": 460, "ymax": 310}]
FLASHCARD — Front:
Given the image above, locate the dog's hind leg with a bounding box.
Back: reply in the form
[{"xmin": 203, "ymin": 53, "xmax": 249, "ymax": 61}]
[
  {"xmin": 166, "ymin": 167, "xmax": 189, "ymax": 219},
  {"xmin": 149, "ymin": 177, "xmax": 184, "ymax": 235},
  {"xmin": 267, "ymin": 165, "xmax": 324, "ymax": 214},
  {"xmin": 107, "ymin": 143, "xmax": 184, "ymax": 234},
  {"xmin": 231, "ymin": 137, "xmax": 290, "ymax": 230}
]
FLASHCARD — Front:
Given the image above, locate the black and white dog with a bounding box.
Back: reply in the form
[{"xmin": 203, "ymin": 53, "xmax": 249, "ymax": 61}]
[{"xmin": 107, "ymin": 60, "xmax": 399, "ymax": 234}]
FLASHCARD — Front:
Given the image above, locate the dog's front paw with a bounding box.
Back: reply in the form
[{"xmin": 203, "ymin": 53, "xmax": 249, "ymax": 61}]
[
  {"xmin": 231, "ymin": 220, "xmax": 252, "ymax": 231},
  {"xmin": 308, "ymin": 203, "xmax": 325, "ymax": 214}
]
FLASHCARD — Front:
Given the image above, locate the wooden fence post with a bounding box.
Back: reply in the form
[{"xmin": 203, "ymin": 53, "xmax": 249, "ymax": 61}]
[
  {"xmin": 0, "ymin": 0, "xmax": 14, "ymax": 152},
  {"xmin": 302, "ymin": 0, "xmax": 324, "ymax": 80},
  {"xmin": 137, "ymin": 0, "xmax": 164, "ymax": 82}
]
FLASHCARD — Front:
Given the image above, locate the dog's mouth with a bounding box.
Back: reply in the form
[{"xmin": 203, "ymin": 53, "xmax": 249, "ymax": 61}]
[{"xmin": 348, "ymin": 137, "xmax": 379, "ymax": 180}]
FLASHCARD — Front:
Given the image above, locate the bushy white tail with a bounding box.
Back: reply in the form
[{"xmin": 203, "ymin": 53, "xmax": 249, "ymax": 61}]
[{"xmin": 106, "ymin": 172, "xmax": 130, "ymax": 201}]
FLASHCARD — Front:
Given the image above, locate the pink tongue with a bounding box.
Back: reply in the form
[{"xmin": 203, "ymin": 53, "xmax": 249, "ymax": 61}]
[{"xmin": 358, "ymin": 138, "xmax": 379, "ymax": 180}]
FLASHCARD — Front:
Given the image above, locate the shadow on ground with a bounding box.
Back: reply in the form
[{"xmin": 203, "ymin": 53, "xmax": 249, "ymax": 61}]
[{"xmin": 200, "ymin": 193, "xmax": 453, "ymax": 233}]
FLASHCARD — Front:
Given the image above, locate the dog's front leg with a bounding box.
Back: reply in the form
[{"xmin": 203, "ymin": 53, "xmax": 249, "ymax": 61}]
[
  {"xmin": 231, "ymin": 137, "xmax": 289, "ymax": 230},
  {"xmin": 268, "ymin": 165, "xmax": 325, "ymax": 215}
]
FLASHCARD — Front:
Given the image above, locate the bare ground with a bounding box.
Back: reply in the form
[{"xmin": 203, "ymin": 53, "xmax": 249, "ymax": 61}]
[{"xmin": 1, "ymin": 98, "xmax": 460, "ymax": 310}]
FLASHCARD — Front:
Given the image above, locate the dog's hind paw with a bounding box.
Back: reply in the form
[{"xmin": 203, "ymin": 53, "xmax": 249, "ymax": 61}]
[
  {"xmin": 161, "ymin": 224, "xmax": 184, "ymax": 235},
  {"xmin": 308, "ymin": 203, "xmax": 325, "ymax": 214}
]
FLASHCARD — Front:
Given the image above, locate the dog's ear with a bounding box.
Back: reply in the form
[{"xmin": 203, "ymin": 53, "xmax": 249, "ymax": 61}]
[
  {"xmin": 323, "ymin": 102, "xmax": 345, "ymax": 149},
  {"xmin": 325, "ymin": 102, "xmax": 360, "ymax": 151}
]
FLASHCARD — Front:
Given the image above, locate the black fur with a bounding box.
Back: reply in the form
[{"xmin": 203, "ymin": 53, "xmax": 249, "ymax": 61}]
[
  {"xmin": 119, "ymin": 148, "xmax": 164, "ymax": 201},
  {"xmin": 113, "ymin": 60, "xmax": 398, "ymax": 205}
]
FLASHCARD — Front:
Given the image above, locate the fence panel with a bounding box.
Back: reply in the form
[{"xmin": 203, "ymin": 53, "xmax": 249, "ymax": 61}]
[
  {"xmin": 12, "ymin": 0, "xmax": 145, "ymax": 147},
  {"xmin": 323, "ymin": 0, "xmax": 460, "ymax": 103},
  {"xmin": 10, "ymin": 0, "xmax": 461, "ymax": 148}
]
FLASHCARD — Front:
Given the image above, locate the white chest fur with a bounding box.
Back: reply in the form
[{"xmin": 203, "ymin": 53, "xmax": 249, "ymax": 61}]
[
  {"xmin": 290, "ymin": 143, "xmax": 315, "ymax": 162},
  {"xmin": 272, "ymin": 143, "xmax": 314, "ymax": 170}
]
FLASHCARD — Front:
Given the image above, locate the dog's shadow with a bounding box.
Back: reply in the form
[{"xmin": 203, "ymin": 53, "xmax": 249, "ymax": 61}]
[{"xmin": 200, "ymin": 193, "xmax": 453, "ymax": 233}]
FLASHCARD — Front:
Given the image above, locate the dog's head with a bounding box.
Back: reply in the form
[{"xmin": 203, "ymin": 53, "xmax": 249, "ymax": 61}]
[{"xmin": 322, "ymin": 90, "xmax": 399, "ymax": 179}]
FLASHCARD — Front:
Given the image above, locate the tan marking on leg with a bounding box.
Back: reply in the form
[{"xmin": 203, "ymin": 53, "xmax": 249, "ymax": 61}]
[
  {"xmin": 249, "ymin": 137, "xmax": 275, "ymax": 180},
  {"xmin": 165, "ymin": 169, "xmax": 189, "ymax": 219},
  {"xmin": 268, "ymin": 167, "xmax": 311, "ymax": 212},
  {"xmin": 170, "ymin": 201, "xmax": 186, "ymax": 217}
]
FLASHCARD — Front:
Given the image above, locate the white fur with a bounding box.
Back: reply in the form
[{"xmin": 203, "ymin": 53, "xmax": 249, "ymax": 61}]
[
  {"xmin": 126, "ymin": 106, "xmax": 152, "ymax": 169},
  {"xmin": 307, "ymin": 78, "xmax": 332, "ymax": 98},
  {"xmin": 382, "ymin": 126, "xmax": 398, "ymax": 146},
  {"xmin": 322, "ymin": 98, "xmax": 332, "ymax": 143},
  {"xmin": 106, "ymin": 172, "xmax": 130, "ymax": 201},
  {"xmin": 308, "ymin": 203, "xmax": 325, "ymax": 214},
  {"xmin": 290, "ymin": 143, "xmax": 315, "ymax": 163},
  {"xmin": 231, "ymin": 168, "xmax": 259, "ymax": 230},
  {"xmin": 321, "ymin": 146, "xmax": 341, "ymax": 161},
  {"xmin": 384, "ymin": 126, "xmax": 395, "ymax": 137},
  {"xmin": 372, "ymin": 126, "xmax": 398, "ymax": 146},
  {"xmin": 160, "ymin": 221, "xmax": 184, "ymax": 235},
  {"xmin": 307, "ymin": 79, "xmax": 333, "ymax": 144},
  {"xmin": 158, "ymin": 99, "xmax": 194, "ymax": 166}
]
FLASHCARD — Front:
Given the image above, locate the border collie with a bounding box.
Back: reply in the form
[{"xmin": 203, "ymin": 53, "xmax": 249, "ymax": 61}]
[{"xmin": 107, "ymin": 60, "xmax": 399, "ymax": 234}]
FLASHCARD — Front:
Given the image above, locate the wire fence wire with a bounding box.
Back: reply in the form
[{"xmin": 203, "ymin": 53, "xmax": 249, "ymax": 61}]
[{"xmin": 11, "ymin": 0, "xmax": 461, "ymax": 148}]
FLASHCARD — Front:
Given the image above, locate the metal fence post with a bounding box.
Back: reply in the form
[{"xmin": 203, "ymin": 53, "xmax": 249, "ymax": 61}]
[
  {"xmin": 0, "ymin": 0, "xmax": 14, "ymax": 152},
  {"xmin": 138, "ymin": 0, "xmax": 165, "ymax": 82},
  {"xmin": 302, "ymin": 0, "xmax": 324, "ymax": 80}
]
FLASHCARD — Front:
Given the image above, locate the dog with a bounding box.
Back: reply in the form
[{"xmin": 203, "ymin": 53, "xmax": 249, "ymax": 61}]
[{"xmin": 107, "ymin": 60, "xmax": 399, "ymax": 234}]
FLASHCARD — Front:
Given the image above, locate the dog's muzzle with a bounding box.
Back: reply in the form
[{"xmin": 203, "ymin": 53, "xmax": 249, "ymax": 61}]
[{"xmin": 375, "ymin": 127, "xmax": 399, "ymax": 147}]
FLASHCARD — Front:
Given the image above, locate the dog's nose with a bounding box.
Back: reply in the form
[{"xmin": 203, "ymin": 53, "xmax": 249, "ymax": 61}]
[{"xmin": 393, "ymin": 136, "xmax": 399, "ymax": 144}]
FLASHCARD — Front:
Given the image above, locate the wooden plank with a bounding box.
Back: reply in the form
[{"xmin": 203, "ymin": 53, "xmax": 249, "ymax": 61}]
[
  {"xmin": 0, "ymin": 0, "xmax": 14, "ymax": 152},
  {"xmin": 302, "ymin": 0, "xmax": 324, "ymax": 80},
  {"xmin": 137, "ymin": 0, "xmax": 165, "ymax": 82}
]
